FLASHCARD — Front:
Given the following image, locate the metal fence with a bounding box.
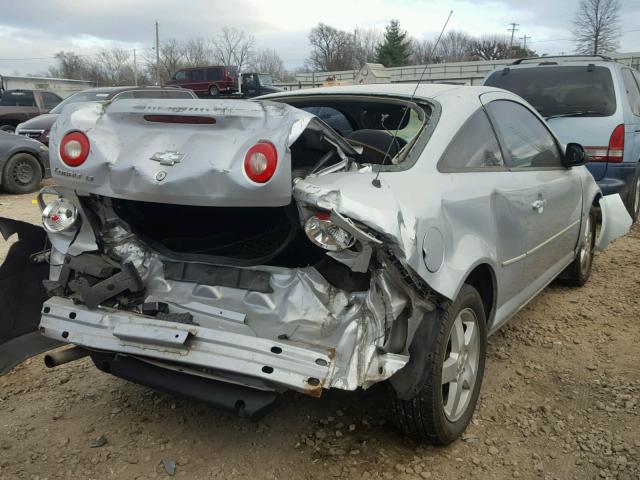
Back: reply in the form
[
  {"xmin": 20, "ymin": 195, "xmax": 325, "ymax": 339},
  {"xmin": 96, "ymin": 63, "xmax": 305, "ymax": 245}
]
[{"xmin": 275, "ymin": 52, "xmax": 640, "ymax": 91}]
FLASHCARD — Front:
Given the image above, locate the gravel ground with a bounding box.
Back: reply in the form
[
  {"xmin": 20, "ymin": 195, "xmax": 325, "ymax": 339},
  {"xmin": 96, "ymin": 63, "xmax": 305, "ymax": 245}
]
[{"xmin": 0, "ymin": 187, "xmax": 638, "ymax": 480}]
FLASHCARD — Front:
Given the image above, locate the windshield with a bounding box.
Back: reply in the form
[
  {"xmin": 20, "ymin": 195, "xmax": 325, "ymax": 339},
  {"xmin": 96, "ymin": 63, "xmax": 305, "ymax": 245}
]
[
  {"xmin": 484, "ymin": 65, "xmax": 616, "ymax": 117},
  {"xmin": 258, "ymin": 74, "xmax": 273, "ymax": 86},
  {"xmin": 50, "ymin": 91, "xmax": 112, "ymax": 114}
]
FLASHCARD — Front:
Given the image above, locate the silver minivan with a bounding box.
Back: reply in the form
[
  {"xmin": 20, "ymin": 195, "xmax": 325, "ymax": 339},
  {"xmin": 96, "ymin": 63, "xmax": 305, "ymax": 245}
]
[{"xmin": 484, "ymin": 56, "xmax": 640, "ymax": 220}]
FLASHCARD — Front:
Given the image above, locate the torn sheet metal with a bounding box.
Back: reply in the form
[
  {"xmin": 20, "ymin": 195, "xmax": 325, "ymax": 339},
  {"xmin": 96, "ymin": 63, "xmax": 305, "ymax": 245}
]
[
  {"xmin": 141, "ymin": 259, "xmax": 411, "ymax": 391},
  {"xmin": 596, "ymin": 193, "xmax": 632, "ymax": 251}
]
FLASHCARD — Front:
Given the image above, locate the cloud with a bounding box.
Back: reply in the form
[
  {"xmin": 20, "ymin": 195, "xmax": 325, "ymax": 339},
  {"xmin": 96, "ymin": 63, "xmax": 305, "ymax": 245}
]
[{"xmin": 1, "ymin": 0, "xmax": 638, "ymax": 75}]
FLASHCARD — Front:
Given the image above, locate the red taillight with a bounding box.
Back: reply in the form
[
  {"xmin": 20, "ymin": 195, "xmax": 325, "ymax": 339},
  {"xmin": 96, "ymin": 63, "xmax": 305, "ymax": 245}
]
[
  {"xmin": 60, "ymin": 131, "xmax": 90, "ymax": 167},
  {"xmin": 585, "ymin": 124, "xmax": 625, "ymax": 163},
  {"xmin": 243, "ymin": 141, "xmax": 278, "ymax": 183}
]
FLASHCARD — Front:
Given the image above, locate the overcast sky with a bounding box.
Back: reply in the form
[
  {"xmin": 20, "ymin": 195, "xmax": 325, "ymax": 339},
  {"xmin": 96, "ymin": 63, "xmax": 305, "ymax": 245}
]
[{"xmin": 0, "ymin": 0, "xmax": 639, "ymax": 76}]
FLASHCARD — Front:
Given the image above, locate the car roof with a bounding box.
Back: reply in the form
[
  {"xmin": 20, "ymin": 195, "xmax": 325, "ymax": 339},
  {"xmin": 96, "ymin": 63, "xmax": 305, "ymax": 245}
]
[
  {"xmin": 490, "ymin": 59, "xmax": 623, "ymax": 73},
  {"xmin": 175, "ymin": 66, "xmax": 226, "ymax": 71},
  {"xmin": 260, "ymin": 83, "xmax": 504, "ymax": 102}
]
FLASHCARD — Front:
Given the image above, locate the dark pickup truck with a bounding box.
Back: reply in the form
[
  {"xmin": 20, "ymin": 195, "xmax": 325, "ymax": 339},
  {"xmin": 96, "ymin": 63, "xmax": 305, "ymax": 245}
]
[{"xmin": 0, "ymin": 89, "xmax": 62, "ymax": 132}]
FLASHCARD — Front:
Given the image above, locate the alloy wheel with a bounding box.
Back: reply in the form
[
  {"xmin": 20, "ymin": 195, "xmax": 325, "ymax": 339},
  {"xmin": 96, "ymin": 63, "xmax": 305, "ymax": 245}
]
[
  {"xmin": 441, "ymin": 307, "xmax": 481, "ymax": 422},
  {"xmin": 579, "ymin": 214, "xmax": 594, "ymax": 275}
]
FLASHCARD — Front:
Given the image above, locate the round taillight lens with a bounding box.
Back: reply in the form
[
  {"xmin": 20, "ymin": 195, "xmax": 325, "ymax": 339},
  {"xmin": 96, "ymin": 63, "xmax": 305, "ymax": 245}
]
[
  {"xmin": 60, "ymin": 131, "xmax": 90, "ymax": 167},
  {"xmin": 244, "ymin": 141, "xmax": 277, "ymax": 183}
]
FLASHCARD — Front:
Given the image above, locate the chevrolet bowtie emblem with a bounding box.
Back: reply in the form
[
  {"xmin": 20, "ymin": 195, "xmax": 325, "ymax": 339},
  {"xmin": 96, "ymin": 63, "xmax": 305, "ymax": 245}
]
[{"xmin": 150, "ymin": 151, "xmax": 185, "ymax": 166}]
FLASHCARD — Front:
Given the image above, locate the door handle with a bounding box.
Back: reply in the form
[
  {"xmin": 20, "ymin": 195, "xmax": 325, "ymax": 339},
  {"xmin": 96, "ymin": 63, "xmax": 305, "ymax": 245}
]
[{"xmin": 531, "ymin": 199, "xmax": 547, "ymax": 213}]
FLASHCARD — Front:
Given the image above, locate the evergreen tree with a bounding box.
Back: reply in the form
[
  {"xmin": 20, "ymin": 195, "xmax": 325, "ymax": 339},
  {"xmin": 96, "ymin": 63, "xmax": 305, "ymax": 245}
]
[{"xmin": 376, "ymin": 20, "xmax": 411, "ymax": 67}]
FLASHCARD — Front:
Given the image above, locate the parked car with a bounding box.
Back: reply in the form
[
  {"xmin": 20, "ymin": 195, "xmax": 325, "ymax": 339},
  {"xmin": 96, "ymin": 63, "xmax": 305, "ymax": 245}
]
[
  {"xmin": 0, "ymin": 130, "xmax": 49, "ymax": 193},
  {"xmin": 0, "ymin": 89, "xmax": 62, "ymax": 132},
  {"xmin": 0, "ymin": 84, "xmax": 631, "ymax": 445},
  {"xmin": 16, "ymin": 86, "xmax": 197, "ymax": 146},
  {"xmin": 164, "ymin": 66, "xmax": 237, "ymax": 96},
  {"xmin": 483, "ymin": 55, "xmax": 640, "ymax": 220}
]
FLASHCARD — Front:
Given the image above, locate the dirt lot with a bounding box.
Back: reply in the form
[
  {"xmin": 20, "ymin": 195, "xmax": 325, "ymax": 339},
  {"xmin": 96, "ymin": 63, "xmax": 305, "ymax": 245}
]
[{"xmin": 0, "ymin": 187, "xmax": 638, "ymax": 480}]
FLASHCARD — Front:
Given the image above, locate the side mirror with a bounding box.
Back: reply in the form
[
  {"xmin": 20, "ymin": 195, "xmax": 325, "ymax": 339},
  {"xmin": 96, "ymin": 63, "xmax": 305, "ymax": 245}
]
[{"xmin": 563, "ymin": 143, "xmax": 586, "ymax": 168}]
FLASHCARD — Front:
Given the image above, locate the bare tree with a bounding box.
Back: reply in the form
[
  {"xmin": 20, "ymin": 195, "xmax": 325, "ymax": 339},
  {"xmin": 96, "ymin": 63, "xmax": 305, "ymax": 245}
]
[
  {"xmin": 250, "ymin": 49, "xmax": 285, "ymax": 78},
  {"xmin": 573, "ymin": 0, "xmax": 621, "ymax": 54},
  {"xmin": 212, "ymin": 27, "xmax": 255, "ymax": 71},
  {"xmin": 95, "ymin": 48, "xmax": 135, "ymax": 85},
  {"xmin": 144, "ymin": 38, "xmax": 185, "ymax": 84},
  {"xmin": 435, "ymin": 31, "xmax": 473, "ymax": 62},
  {"xmin": 353, "ymin": 27, "xmax": 383, "ymax": 67},
  {"xmin": 307, "ymin": 23, "xmax": 354, "ymax": 71},
  {"xmin": 469, "ymin": 35, "xmax": 512, "ymax": 60},
  {"xmin": 410, "ymin": 38, "xmax": 437, "ymax": 64},
  {"xmin": 182, "ymin": 37, "xmax": 213, "ymax": 67}
]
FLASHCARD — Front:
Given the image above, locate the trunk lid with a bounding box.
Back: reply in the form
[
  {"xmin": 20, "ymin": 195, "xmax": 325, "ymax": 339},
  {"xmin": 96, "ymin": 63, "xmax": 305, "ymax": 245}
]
[{"xmin": 50, "ymin": 99, "xmax": 317, "ymax": 207}]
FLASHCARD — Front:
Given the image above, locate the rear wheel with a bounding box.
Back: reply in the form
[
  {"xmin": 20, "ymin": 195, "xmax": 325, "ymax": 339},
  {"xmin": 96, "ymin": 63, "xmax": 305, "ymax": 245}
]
[
  {"xmin": 2, "ymin": 153, "xmax": 42, "ymax": 194},
  {"xmin": 388, "ymin": 284, "xmax": 487, "ymax": 445},
  {"xmin": 208, "ymin": 85, "xmax": 220, "ymax": 97},
  {"xmin": 562, "ymin": 208, "xmax": 596, "ymax": 287}
]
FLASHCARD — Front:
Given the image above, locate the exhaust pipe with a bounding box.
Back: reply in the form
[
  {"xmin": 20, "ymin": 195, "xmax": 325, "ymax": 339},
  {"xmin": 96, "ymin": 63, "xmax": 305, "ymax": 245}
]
[{"xmin": 44, "ymin": 346, "xmax": 89, "ymax": 368}]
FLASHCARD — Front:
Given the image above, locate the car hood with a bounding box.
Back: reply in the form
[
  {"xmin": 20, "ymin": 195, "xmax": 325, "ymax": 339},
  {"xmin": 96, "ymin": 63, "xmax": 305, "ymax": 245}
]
[
  {"xmin": 49, "ymin": 99, "xmax": 357, "ymax": 207},
  {"xmin": 18, "ymin": 113, "xmax": 59, "ymax": 131}
]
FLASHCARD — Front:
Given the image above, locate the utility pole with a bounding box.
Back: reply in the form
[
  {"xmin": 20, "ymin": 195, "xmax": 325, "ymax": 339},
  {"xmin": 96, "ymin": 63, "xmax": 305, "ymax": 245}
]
[
  {"xmin": 133, "ymin": 48, "xmax": 138, "ymax": 86},
  {"xmin": 155, "ymin": 22, "xmax": 160, "ymax": 86},
  {"xmin": 520, "ymin": 35, "xmax": 531, "ymax": 50},
  {"xmin": 508, "ymin": 23, "xmax": 519, "ymax": 48}
]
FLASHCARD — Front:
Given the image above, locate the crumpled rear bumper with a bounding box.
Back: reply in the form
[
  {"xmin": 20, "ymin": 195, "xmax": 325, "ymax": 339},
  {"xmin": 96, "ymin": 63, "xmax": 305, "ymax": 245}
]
[{"xmin": 40, "ymin": 296, "xmax": 334, "ymax": 396}]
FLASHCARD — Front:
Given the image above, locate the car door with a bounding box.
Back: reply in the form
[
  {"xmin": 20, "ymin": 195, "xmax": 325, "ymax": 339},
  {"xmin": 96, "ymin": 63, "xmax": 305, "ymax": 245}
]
[
  {"xmin": 437, "ymin": 104, "xmax": 528, "ymax": 320},
  {"xmin": 0, "ymin": 218, "xmax": 62, "ymax": 375},
  {"xmin": 484, "ymin": 97, "xmax": 582, "ymax": 290}
]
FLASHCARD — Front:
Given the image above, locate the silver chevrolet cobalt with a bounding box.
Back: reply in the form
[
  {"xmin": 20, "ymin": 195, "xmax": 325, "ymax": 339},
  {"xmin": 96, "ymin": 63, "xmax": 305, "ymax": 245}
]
[{"xmin": 0, "ymin": 84, "xmax": 631, "ymax": 444}]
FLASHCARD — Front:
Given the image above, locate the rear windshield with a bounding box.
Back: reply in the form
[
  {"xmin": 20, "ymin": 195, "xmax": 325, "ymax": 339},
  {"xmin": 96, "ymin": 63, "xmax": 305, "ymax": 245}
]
[
  {"xmin": 50, "ymin": 89, "xmax": 193, "ymax": 113},
  {"xmin": 0, "ymin": 90, "xmax": 36, "ymax": 107},
  {"xmin": 485, "ymin": 66, "xmax": 616, "ymax": 117}
]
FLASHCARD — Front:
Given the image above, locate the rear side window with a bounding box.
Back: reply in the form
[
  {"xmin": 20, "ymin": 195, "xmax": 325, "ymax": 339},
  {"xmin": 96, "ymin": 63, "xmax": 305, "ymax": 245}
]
[
  {"xmin": 206, "ymin": 68, "xmax": 223, "ymax": 81},
  {"xmin": 439, "ymin": 108, "xmax": 504, "ymax": 170},
  {"xmin": 173, "ymin": 71, "xmax": 187, "ymax": 81},
  {"xmin": 189, "ymin": 69, "xmax": 204, "ymax": 81},
  {"xmin": 621, "ymin": 69, "xmax": 640, "ymax": 116},
  {"xmin": 41, "ymin": 92, "xmax": 61, "ymax": 109},
  {"xmin": 484, "ymin": 66, "xmax": 616, "ymax": 118},
  {"xmin": 0, "ymin": 91, "xmax": 36, "ymax": 107},
  {"xmin": 487, "ymin": 100, "xmax": 563, "ymax": 169}
]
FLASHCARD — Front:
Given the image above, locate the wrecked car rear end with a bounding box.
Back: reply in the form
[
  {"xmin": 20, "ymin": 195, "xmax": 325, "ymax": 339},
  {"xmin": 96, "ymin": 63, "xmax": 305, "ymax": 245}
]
[{"xmin": 21, "ymin": 97, "xmax": 436, "ymax": 416}]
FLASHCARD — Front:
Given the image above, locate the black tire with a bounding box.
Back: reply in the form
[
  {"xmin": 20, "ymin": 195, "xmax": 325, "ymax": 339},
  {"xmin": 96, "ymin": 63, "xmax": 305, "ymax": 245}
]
[
  {"xmin": 0, "ymin": 124, "xmax": 16, "ymax": 133},
  {"xmin": 562, "ymin": 208, "xmax": 596, "ymax": 287},
  {"xmin": 208, "ymin": 85, "xmax": 220, "ymax": 97},
  {"xmin": 388, "ymin": 284, "xmax": 487, "ymax": 445},
  {"xmin": 2, "ymin": 153, "xmax": 42, "ymax": 194},
  {"xmin": 627, "ymin": 169, "xmax": 640, "ymax": 223}
]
